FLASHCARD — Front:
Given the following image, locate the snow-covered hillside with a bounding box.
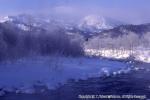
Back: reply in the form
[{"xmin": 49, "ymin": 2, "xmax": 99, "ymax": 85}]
[
  {"xmin": 0, "ymin": 56, "xmax": 131, "ymax": 95},
  {"xmin": 85, "ymin": 49, "xmax": 150, "ymax": 63},
  {"xmin": 0, "ymin": 16, "xmax": 13, "ymax": 23}
]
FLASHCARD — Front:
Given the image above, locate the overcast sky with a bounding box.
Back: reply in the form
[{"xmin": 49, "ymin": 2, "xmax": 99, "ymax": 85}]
[{"xmin": 0, "ymin": 0, "xmax": 150, "ymax": 24}]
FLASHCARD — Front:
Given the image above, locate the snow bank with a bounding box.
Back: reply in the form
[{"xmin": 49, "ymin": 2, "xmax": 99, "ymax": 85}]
[
  {"xmin": 0, "ymin": 56, "xmax": 129, "ymax": 95},
  {"xmin": 85, "ymin": 49, "xmax": 150, "ymax": 63}
]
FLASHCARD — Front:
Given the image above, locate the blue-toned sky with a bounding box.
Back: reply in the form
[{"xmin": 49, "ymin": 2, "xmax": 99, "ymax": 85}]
[{"xmin": 0, "ymin": 0, "xmax": 150, "ymax": 24}]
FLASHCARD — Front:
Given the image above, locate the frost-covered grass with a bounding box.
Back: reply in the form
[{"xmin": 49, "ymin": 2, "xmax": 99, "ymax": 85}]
[
  {"xmin": 85, "ymin": 49, "xmax": 150, "ymax": 63},
  {"xmin": 0, "ymin": 56, "xmax": 129, "ymax": 95}
]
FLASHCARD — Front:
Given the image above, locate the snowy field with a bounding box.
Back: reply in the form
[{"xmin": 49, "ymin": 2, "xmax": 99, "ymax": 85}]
[
  {"xmin": 85, "ymin": 49, "xmax": 150, "ymax": 63},
  {"xmin": 0, "ymin": 56, "xmax": 131, "ymax": 96}
]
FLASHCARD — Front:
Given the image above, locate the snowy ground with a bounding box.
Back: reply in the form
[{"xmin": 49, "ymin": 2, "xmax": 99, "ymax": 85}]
[
  {"xmin": 0, "ymin": 56, "xmax": 131, "ymax": 96},
  {"xmin": 85, "ymin": 49, "xmax": 150, "ymax": 63}
]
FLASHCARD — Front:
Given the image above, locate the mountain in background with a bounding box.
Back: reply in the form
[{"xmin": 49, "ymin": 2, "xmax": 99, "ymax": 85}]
[
  {"xmin": 0, "ymin": 14, "xmax": 150, "ymax": 39},
  {"xmin": 78, "ymin": 15, "xmax": 124, "ymax": 32},
  {"xmin": 0, "ymin": 14, "xmax": 124, "ymax": 35},
  {"xmin": 97, "ymin": 23, "xmax": 150, "ymax": 38}
]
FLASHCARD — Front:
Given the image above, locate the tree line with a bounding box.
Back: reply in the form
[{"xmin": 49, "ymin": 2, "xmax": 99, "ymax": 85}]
[{"xmin": 0, "ymin": 23, "xmax": 84, "ymax": 61}]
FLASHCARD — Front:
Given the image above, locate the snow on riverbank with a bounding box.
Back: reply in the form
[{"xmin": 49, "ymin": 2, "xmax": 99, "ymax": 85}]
[
  {"xmin": 0, "ymin": 56, "xmax": 129, "ymax": 95},
  {"xmin": 85, "ymin": 49, "xmax": 150, "ymax": 63}
]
